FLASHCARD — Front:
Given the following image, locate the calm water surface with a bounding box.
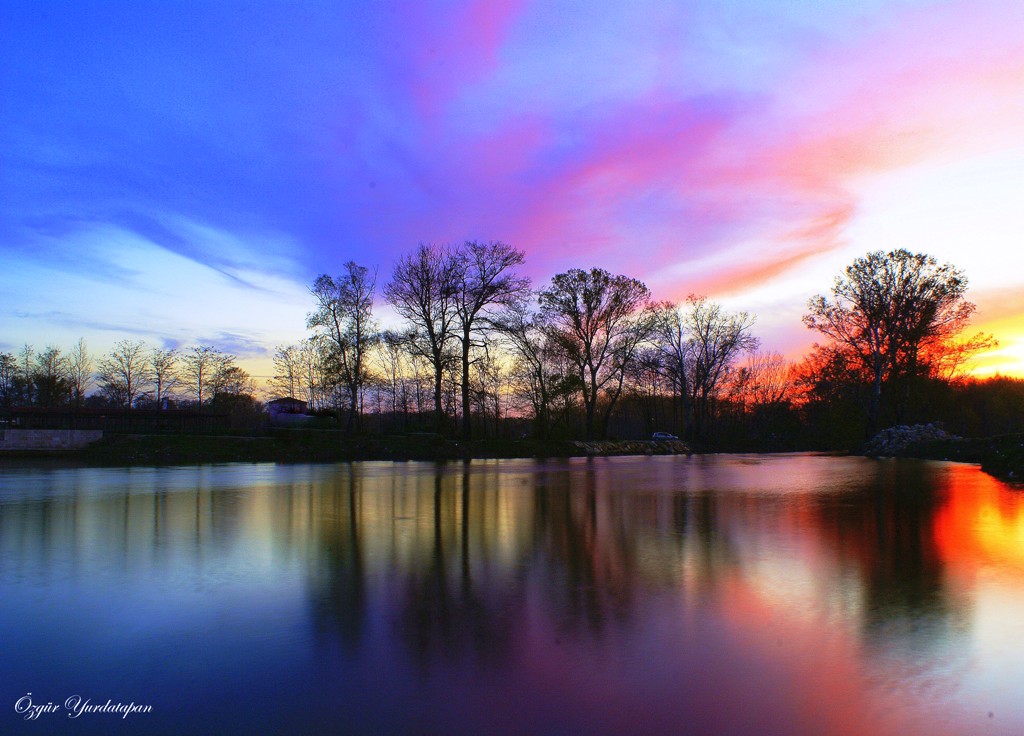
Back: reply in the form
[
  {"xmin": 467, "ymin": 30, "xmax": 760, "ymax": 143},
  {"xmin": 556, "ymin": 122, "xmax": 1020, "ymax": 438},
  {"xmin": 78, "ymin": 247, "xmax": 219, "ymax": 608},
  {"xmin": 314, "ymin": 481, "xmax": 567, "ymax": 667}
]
[{"xmin": 2, "ymin": 455, "xmax": 1023, "ymax": 735}]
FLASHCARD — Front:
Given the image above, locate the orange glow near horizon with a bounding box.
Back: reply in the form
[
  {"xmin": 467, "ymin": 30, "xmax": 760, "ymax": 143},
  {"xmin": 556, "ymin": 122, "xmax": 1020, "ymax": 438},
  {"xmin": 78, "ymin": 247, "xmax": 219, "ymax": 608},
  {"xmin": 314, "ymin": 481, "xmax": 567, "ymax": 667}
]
[{"xmin": 969, "ymin": 314, "xmax": 1024, "ymax": 378}]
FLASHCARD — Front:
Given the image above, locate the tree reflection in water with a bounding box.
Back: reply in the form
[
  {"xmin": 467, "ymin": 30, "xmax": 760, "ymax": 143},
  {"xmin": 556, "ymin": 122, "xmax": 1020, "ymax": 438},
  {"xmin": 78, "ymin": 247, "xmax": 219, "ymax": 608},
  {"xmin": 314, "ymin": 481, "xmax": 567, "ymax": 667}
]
[
  {"xmin": 310, "ymin": 468, "xmax": 367, "ymax": 654},
  {"xmin": 812, "ymin": 460, "xmax": 966, "ymax": 655},
  {"xmin": 3, "ymin": 457, "xmax": 1022, "ymax": 734},
  {"xmin": 297, "ymin": 456, "xmax": 983, "ymax": 680},
  {"xmin": 304, "ymin": 457, "xmax": 756, "ymax": 666},
  {"xmin": 393, "ymin": 463, "xmax": 516, "ymax": 669}
]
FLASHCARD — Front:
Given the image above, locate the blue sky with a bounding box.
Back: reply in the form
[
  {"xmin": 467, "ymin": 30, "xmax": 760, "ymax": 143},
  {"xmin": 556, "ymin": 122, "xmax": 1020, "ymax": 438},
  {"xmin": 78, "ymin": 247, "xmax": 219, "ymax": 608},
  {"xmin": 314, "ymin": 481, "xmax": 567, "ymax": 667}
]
[{"xmin": 3, "ymin": 0, "xmax": 1024, "ymax": 378}]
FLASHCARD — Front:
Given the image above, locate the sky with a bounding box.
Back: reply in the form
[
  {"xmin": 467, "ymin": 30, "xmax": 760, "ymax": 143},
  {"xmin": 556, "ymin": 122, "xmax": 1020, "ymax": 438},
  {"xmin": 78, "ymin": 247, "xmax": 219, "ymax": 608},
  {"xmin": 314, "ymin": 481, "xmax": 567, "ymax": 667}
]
[{"xmin": 3, "ymin": 0, "xmax": 1024, "ymax": 383}]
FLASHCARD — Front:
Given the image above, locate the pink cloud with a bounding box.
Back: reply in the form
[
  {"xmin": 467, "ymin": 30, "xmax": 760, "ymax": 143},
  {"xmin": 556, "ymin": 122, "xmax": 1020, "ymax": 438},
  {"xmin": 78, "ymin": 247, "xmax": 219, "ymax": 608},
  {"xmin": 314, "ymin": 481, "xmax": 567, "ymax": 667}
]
[
  {"xmin": 763, "ymin": 1, "xmax": 1024, "ymax": 179},
  {"xmin": 367, "ymin": 0, "xmax": 1024, "ymax": 319},
  {"xmin": 468, "ymin": 95, "xmax": 751, "ymax": 275}
]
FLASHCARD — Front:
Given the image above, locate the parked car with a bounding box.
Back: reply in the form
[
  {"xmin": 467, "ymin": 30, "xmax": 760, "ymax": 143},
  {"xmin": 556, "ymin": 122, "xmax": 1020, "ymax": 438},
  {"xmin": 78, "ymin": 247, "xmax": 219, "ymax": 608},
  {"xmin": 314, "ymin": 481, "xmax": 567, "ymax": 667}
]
[{"xmin": 651, "ymin": 432, "xmax": 678, "ymax": 440}]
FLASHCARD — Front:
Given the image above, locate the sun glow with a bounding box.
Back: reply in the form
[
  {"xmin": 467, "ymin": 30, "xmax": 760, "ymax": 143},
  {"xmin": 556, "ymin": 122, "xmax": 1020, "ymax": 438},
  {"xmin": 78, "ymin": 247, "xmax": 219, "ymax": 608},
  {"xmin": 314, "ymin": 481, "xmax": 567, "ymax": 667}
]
[{"xmin": 841, "ymin": 151, "xmax": 1024, "ymax": 378}]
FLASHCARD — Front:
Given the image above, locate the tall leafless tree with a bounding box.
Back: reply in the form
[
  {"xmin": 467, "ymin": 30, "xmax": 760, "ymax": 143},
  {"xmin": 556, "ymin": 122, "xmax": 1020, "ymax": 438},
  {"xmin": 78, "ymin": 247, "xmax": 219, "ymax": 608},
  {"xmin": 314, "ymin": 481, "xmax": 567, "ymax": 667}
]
[
  {"xmin": 496, "ymin": 297, "xmax": 565, "ymax": 439},
  {"xmin": 271, "ymin": 344, "xmax": 302, "ymax": 399},
  {"xmin": 539, "ymin": 268, "xmax": 655, "ymax": 439},
  {"xmin": 151, "ymin": 347, "xmax": 179, "ymax": 409},
  {"xmin": 181, "ymin": 345, "xmax": 230, "ymax": 407},
  {"xmin": 683, "ymin": 296, "xmax": 758, "ymax": 442},
  {"xmin": 68, "ymin": 338, "xmax": 93, "ymax": 409},
  {"xmin": 33, "ymin": 345, "xmax": 71, "ymax": 408},
  {"xmin": 98, "ymin": 339, "xmax": 152, "ymax": 408},
  {"xmin": 384, "ymin": 244, "xmax": 459, "ymax": 431},
  {"xmin": 18, "ymin": 345, "xmax": 34, "ymax": 405},
  {"xmin": 451, "ymin": 241, "xmax": 529, "ymax": 439},
  {"xmin": 375, "ymin": 329, "xmax": 414, "ymax": 427},
  {"xmin": 651, "ymin": 301, "xmax": 692, "ymax": 437},
  {"xmin": 308, "ymin": 262, "xmax": 377, "ymax": 431}
]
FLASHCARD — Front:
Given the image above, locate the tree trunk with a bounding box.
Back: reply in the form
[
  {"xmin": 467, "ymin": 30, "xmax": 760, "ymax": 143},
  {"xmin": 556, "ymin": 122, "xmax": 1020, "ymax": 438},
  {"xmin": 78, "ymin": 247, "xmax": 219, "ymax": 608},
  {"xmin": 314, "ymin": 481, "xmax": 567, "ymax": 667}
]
[
  {"xmin": 584, "ymin": 397, "xmax": 596, "ymax": 440},
  {"xmin": 584, "ymin": 365, "xmax": 599, "ymax": 440},
  {"xmin": 535, "ymin": 370, "xmax": 550, "ymax": 440},
  {"xmin": 868, "ymin": 362, "xmax": 883, "ymax": 437},
  {"xmin": 461, "ymin": 330, "xmax": 472, "ymax": 440},
  {"xmin": 346, "ymin": 383, "xmax": 359, "ymax": 433},
  {"xmin": 433, "ymin": 362, "xmax": 445, "ymax": 433}
]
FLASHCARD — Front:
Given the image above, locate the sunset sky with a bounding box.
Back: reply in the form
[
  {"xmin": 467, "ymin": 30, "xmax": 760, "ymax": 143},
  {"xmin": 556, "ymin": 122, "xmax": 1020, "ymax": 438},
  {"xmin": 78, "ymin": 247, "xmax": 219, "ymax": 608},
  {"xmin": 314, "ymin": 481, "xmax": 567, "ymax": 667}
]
[{"xmin": 3, "ymin": 0, "xmax": 1024, "ymax": 381}]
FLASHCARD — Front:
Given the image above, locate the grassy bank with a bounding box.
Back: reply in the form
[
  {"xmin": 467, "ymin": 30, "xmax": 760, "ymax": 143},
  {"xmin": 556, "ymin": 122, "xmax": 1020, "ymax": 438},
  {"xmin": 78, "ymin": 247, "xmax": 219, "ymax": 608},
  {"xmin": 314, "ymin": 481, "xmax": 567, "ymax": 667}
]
[{"xmin": 0, "ymin": 430, "xmax": 692, "ymax": 467}]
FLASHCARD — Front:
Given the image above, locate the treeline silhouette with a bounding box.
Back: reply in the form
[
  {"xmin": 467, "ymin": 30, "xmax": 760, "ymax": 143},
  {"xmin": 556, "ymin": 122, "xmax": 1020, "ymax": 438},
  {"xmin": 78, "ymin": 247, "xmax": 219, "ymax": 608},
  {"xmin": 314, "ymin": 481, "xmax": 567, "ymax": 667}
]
[
  {"xmin": 0, "ymin": 340, "xmax": 263, "ymax": 426},
  {"xmin": 3, "ymin": 245, "xmax": 1021, "ymax": 449}
]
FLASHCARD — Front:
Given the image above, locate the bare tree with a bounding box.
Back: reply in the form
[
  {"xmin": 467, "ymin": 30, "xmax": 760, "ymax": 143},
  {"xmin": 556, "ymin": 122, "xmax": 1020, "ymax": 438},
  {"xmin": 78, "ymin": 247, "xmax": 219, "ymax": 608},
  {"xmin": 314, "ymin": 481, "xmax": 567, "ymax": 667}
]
[
  {"xmin": 497, "ymin": 298, "xmax": 562, "ymax": 439},
  {"xmin": 539, "ymin": 268, "xmax": 655, "ymax": 439},
  {"xmin": 308, "ymin": 262, "xmax": 377, "ymax": 431},
  {"xmin": 469, "ymin": 345, "xmax": 508, "ymax": 438},
  {"xmin": 298, "ymin": 339, "xmax": 329, "ymax": 411},
  {"xmin": 927, "ymin": 332, "xmax": 996, "ymax": 383},
  {"xmin": 624, "ymin": 346, "xmax": 668, "ymax": 436},
  {"xmin": 18, "ymin": 344, "xmax": 34, "ymax": 405},
  {"xmin": 0, "ymin": 352, "xmax": 16, "ymax": 409},
  {"xmin": 68, "ymin": 338, "xmax": 93, "ymax": 409},
  {"xmin": 384, "ymin": 244, "xmax": 459, "ymax": 431},
  {"xmin": 375, "ymin": 329, "xmax": 413, "ymax": 427},
  {"xmin": 272, "ymin": 338, "xmax": 330, "ymax": 411},
  {"xmin": 204, "ymin": 351, "xmax": 239, "ymax": 400},
  {"xmin": 804, "ymin": 249, "xmax": 991, "ymax": 432},
  {"xmin": 736, "ymin": 351, "xmax": 794, "ymax": 409},
  {"xmin": 151, "ymin": 348, "xmax": 179, "ymax": 409},
  {"xmin": 407, "ymin": 349, "xmax": 435, "ymax": 418},
  {"xmin": 451, "ymin": 241, "xmax": 529, "ymax": 439},
  {"xmin": 212, "ymin": 364, "xmax": 254, "ymax": 397},
  {"xmin": 98, "ymin": 339, "xmax": 152, "ymax": 408},
  {"xmin": 271, "ymin": 344, "xmax": 302, "ymax": 399},
  {"xmin": 651, "ymin": 302, "xmax": 692, "ymax": 437},
  {"xmin": 745, "ymin": 352, "xmax": 798, "ymax": 409},
  {"xmin": 680, "ymin": 296, "xmax": 758, "ymax": 442},
  {"xmin": 181, "ymin": 345, "xmax": 226, "ymax": 406},
  {"xmin": 33, "ymin": 346, "xmax": 71, "ymax": 408}
]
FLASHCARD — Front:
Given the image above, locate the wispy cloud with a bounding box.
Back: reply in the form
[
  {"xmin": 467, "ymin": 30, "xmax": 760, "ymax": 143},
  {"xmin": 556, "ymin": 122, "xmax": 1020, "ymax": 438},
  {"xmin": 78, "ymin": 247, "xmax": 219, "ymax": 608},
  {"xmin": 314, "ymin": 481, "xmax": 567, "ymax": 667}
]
[
  {"xmin": 0, "ymin": 219, "xmax": 310, "ymax": 357},
  {"xmin": 3, "ymin": 0, "xmax": 1024, "ymax": 374}
]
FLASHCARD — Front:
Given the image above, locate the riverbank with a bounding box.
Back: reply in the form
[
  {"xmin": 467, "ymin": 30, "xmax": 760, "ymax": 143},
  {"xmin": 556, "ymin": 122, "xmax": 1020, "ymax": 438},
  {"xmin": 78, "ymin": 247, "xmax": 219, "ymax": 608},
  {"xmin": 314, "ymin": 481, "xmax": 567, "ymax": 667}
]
[
  {"xmin": 888, "ymin": 432, "xmax": 1024, "ymax": 483},
  {"xmin": 3, "ymin": 429, "xmax": 1020, "ymax": 484},
  {"xmin": 0, "ymin": 430, "xmax": 692, "ymax": 466}
]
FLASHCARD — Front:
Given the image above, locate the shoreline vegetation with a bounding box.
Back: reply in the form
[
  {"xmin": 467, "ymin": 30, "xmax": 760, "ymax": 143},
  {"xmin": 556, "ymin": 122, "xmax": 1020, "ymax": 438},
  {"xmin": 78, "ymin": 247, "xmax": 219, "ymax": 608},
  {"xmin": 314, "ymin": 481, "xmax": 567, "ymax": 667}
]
[
  {"xmin": 887, "ymin": 433, "xmax": 1024, "ymax": 483},
  {"xmin": 1, "ymin": 431, "xmax": 1021, "ymax": 484},
  {"xmin": 0, "ymin": 432, "xmax": 693, "ymax": 466},
  {"xmin": 3, "ymin": 252, "xmax": 1020, "ymax": 482}
]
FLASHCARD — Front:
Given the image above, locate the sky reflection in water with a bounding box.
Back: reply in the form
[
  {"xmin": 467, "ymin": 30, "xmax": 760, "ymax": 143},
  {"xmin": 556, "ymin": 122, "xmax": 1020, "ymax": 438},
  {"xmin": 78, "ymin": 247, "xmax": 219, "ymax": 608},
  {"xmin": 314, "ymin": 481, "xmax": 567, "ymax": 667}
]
[{"xmin": 1, "ymin": 455, "xmax": 1022, "ymax": 735}]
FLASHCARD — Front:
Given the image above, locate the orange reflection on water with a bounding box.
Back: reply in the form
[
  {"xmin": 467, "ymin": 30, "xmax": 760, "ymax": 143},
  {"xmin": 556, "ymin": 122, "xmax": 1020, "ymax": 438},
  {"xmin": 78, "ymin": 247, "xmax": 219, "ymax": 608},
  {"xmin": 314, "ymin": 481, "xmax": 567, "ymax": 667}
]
[{"xmin": 933, "ymin": 464, "xmax": 1024, "ymax": 575}]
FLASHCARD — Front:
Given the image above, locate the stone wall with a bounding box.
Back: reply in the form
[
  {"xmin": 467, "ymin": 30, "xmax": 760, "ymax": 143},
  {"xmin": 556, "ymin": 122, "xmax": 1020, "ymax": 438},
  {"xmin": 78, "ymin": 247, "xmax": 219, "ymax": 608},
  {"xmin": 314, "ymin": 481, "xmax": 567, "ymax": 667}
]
[{"xmin": 0, "ymin": 429, "xmax": 103, "ymax": 450}]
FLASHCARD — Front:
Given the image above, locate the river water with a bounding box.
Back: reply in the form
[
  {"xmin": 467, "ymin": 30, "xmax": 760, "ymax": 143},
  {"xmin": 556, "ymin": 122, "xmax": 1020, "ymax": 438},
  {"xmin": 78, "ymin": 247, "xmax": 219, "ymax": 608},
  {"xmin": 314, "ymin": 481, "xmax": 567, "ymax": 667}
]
[{"xmin": 1, "ymin": 455, "xmax": 1022, "ymax": 735}]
